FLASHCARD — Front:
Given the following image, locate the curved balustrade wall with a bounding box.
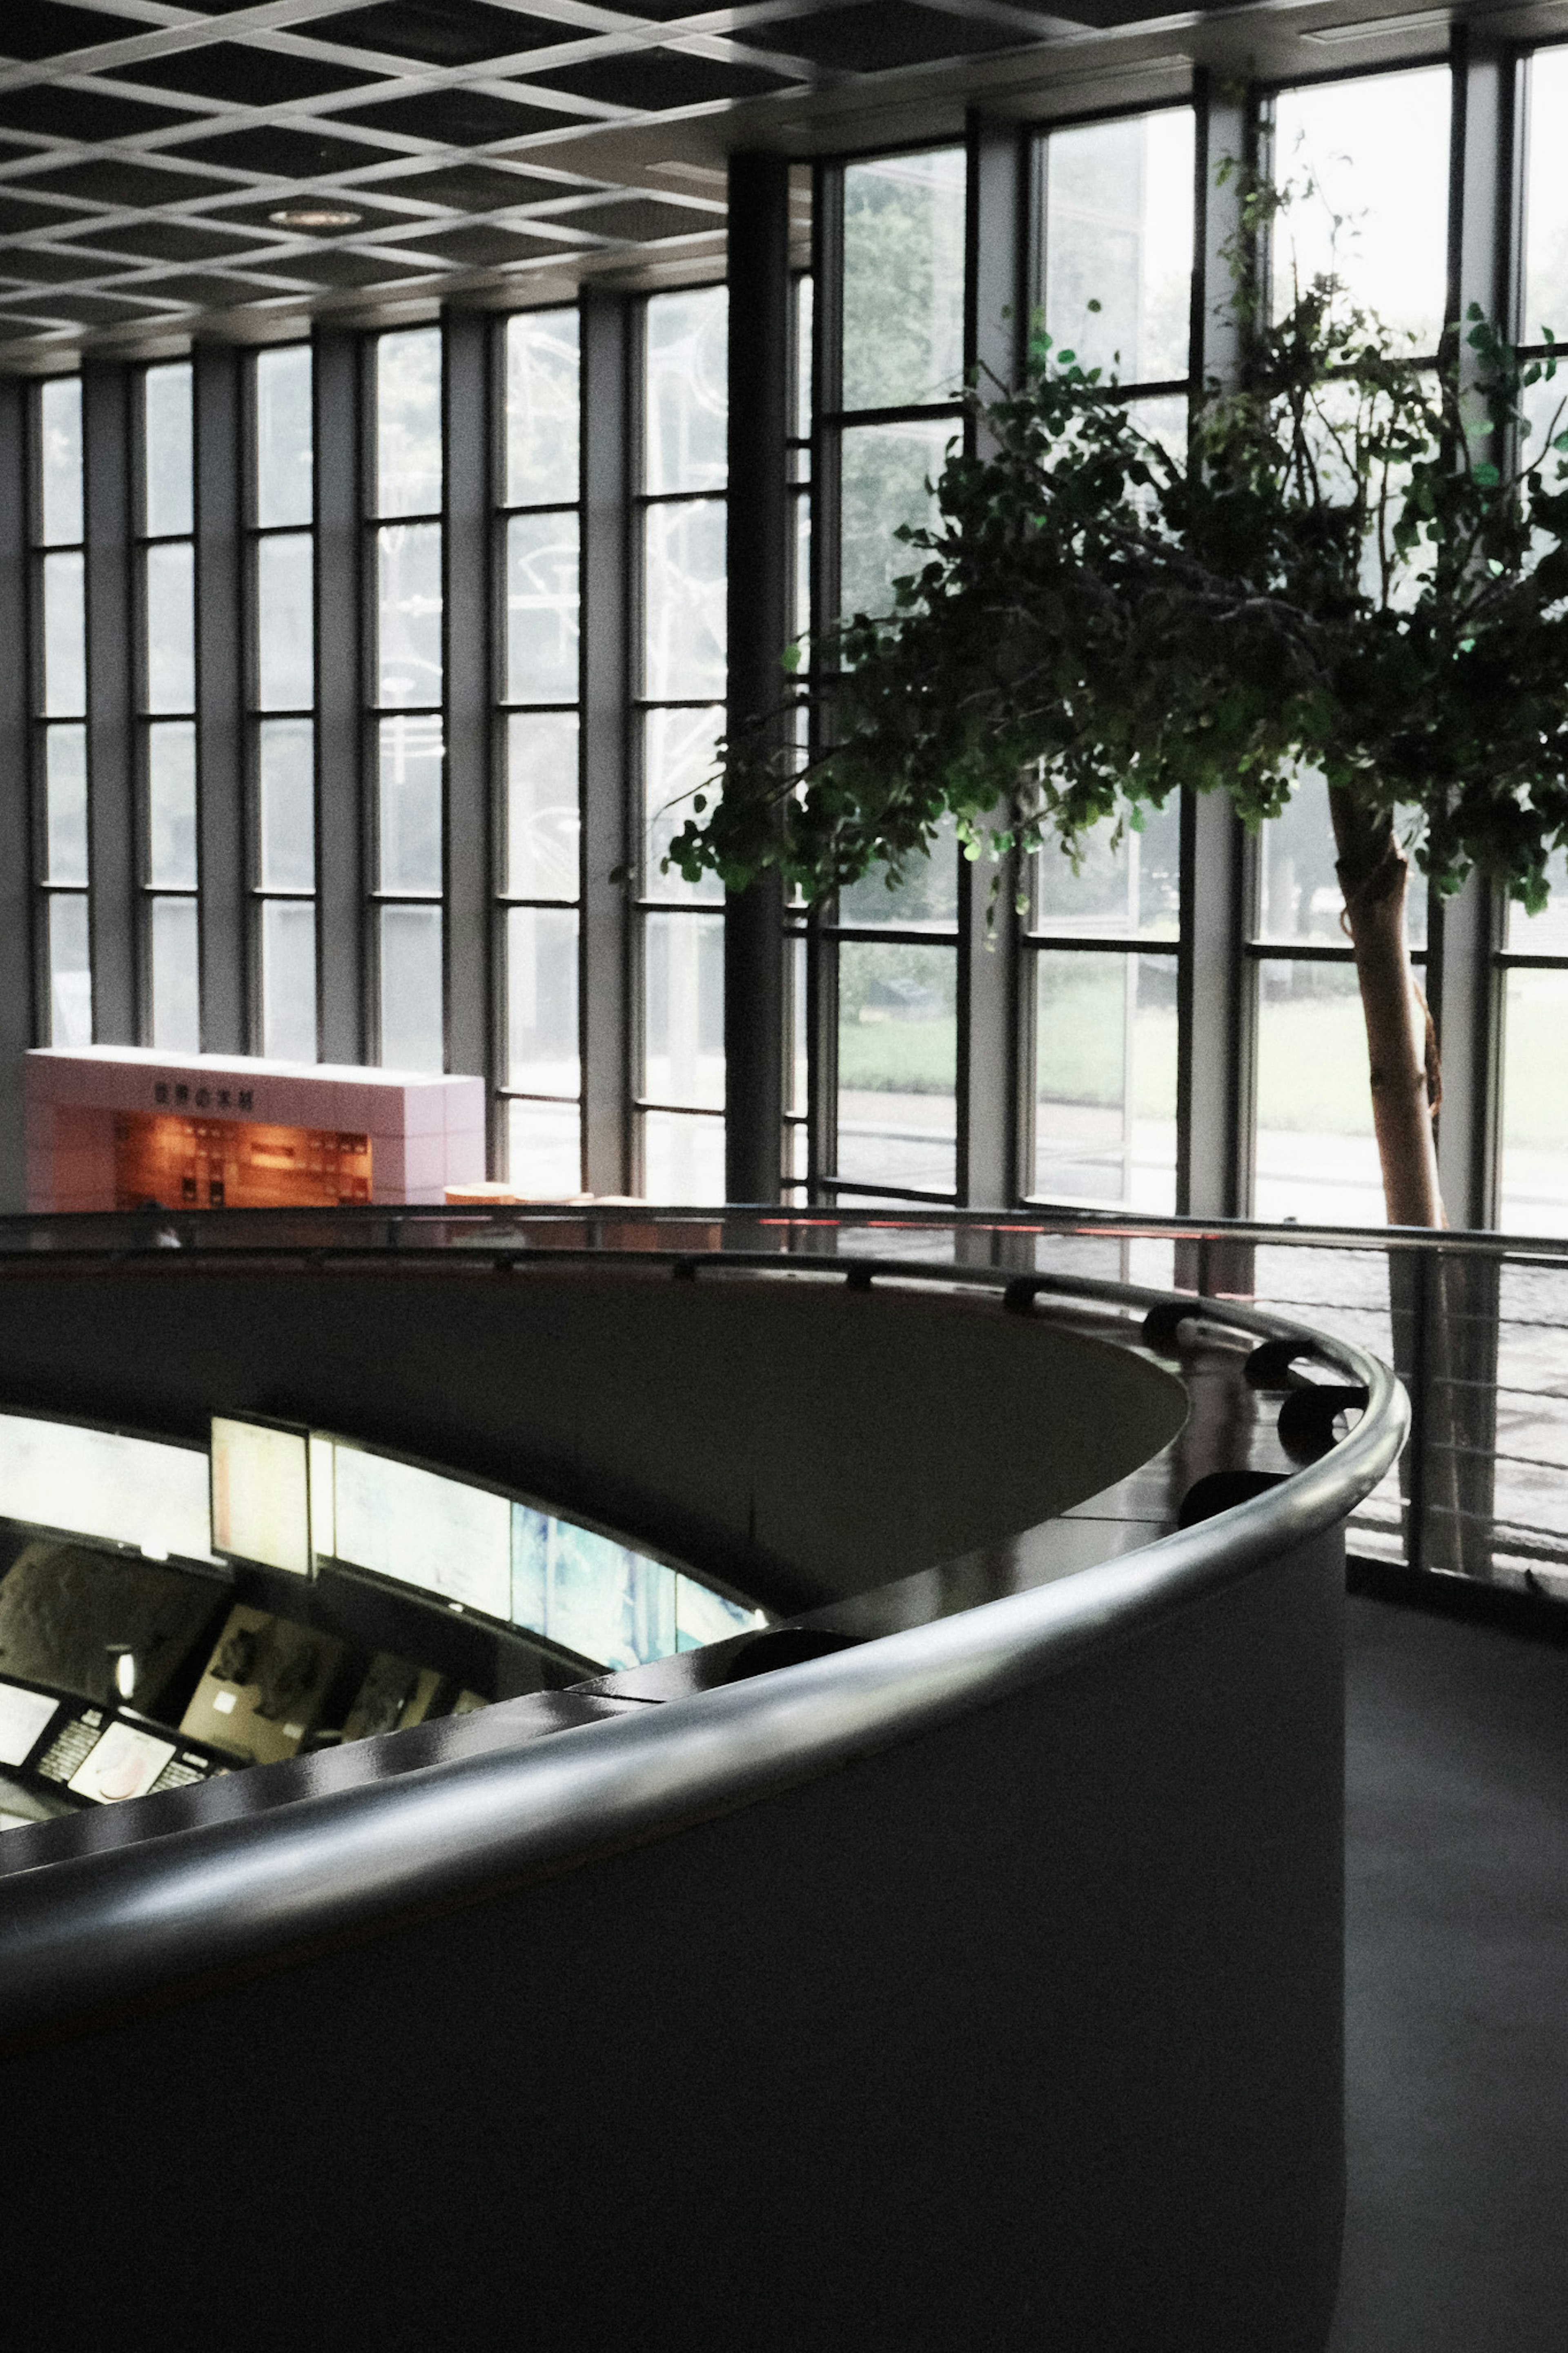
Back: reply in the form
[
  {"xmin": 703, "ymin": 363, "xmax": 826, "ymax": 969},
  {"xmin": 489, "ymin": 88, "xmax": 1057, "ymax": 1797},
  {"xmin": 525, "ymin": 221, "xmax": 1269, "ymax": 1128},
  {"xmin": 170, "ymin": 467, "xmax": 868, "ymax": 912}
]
[{"xmin": 0, "ymin": 1217, "xmax": 1406, "ymax": 2353}]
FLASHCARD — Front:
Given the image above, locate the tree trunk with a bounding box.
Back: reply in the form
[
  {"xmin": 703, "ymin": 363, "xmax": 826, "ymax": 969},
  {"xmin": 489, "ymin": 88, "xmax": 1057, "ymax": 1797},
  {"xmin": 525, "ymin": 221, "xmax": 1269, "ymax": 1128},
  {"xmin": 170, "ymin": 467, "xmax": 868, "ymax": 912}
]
[{"xmin": 1327, "ymin": 788, "xmax": 1446, "ymax": 1229}]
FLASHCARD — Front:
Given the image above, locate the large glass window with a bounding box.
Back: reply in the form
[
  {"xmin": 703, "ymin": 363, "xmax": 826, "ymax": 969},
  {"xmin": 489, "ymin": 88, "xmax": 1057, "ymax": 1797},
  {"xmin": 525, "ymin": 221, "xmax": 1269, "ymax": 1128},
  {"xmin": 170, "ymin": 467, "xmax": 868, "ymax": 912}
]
[
  {"xmin": 820, "ymin": 148, "xmax": 966, "ymax": 1202},
  {"xmin": 1270, "ymin": 67, "xmax": 1451, "ymax": 352},
  {"xmin": 500, "ymin": 308, "xmax": 582, "ymax": 1195},
  {"xmin": 372, "ymin": 329, "xmax": 443, "ymax": 1073},
  {"xmin": 138, "ymin": 363, "xmax": 199, "ymax": 1052},
  {"xmin": 251, "ymin": 344, "xmax": 316, "ymax": 1064},
  {"xmin": 1023, "ymin": 108, "xmax": 1193, "ymax": 1212},
  {"xmin": 635, "ymin": 286, "xmax": 728, "ymax": 1200},
  {"xmin": 34, "ymin": 376, "xmax": 90, "ymax": 1047}
]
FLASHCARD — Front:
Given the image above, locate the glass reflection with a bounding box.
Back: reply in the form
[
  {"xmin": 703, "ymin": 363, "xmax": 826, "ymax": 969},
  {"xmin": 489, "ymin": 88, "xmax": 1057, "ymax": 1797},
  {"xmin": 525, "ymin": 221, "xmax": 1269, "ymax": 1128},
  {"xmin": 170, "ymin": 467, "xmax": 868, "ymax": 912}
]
[
  {"xmin": 256, "ymin": 531, "xmax": 314, "ymax": 711},
  {"xmin": 143, "ymin": 362, "xmax": 193, "ymax": 539},
  {"xmin": 842, "ymin": 148, "xmax": 966, "ymax": 411},
  {"xmin": 839, "ymin": 810, "xmax": 959, "ymax": 930},
  {"xmin": 147, "ymin": 721, "xmax": 197, "ymax": 888},
  {"xmin": 506, "ymin": 511, "xmax": 579, "ymax": 703},
  {"xmin": 376, "ymin": 326, "xmax": 442, "ymax": 518},
  {"xmin": 1042, "ymin": 108, "xmax": 1194, "ymax": 386},
  {"xmin": 1272, "ymin": 68, "xmax": 1450, "ymax": 351},
  {"xmin": 1256, "ymin": 776, "xmax": 1425, "ymax": 951},
  {"xmin": 644, "ymin": 498, "xmax": 726, "ymax": 697},
  {"xmin": 255, "ymin": 344, "xmax": 313, "ymax": 529},
  {"xmin": 506, "ymin": 308, "xmax": 579, "ymax": 505},
  {"xmin": 645, "ymin": 285, "xmax": 728, "ymax": 494},
  {"xmin": 507, "ymin": 905, "xmax": 579, "ymax": 1093},
  {"xmin": 506, "ymin": 711, "xmax": 579, "ymax": 901}
]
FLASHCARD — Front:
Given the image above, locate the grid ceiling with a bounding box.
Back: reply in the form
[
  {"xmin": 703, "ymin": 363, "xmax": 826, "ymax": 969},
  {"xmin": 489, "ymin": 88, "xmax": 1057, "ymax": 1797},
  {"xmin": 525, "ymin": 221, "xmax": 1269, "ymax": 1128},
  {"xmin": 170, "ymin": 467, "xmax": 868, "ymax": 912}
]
[{"xmin": 0, "ymin": 0, "xmax": 1129, "ymax": 359}]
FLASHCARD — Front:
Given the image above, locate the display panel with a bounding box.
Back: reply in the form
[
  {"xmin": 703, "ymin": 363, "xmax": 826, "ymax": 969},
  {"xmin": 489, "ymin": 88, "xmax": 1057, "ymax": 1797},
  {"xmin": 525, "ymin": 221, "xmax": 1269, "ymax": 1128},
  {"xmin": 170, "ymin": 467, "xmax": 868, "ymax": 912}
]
[
  {"xmin": 180, "ymin": 1604, "xmax": 342, "ymax": 1765},
  {"xmin": 210, "ymin": 1415, "xmax": 312, "ymax": 1575},
  {"xmin": 0, "ymin": 1413, "xmax": 212, "ymax": 1562},
  {"xmin": 511, "ymin": 1506, "xmax": 766, "ymax": 1671},
  {"xmin": 0, "ymin": 1681, "xmax": 59, "ymax": 1769},
  {"xmin": 66, "ymin": 1719, "xmax": 176, "ymax": 1806},
  {"xmin": 329, "ymin": 1443, "xmax": 513, "ymax": 1619}
]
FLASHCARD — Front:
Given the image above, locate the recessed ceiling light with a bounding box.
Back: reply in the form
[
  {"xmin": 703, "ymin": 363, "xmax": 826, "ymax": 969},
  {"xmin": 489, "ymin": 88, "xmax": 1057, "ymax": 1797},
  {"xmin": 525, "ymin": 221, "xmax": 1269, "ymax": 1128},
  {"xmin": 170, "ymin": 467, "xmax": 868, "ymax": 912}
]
[{"xmin": 267, "ymin": 203, "xmax": 363, "ymax": 232}]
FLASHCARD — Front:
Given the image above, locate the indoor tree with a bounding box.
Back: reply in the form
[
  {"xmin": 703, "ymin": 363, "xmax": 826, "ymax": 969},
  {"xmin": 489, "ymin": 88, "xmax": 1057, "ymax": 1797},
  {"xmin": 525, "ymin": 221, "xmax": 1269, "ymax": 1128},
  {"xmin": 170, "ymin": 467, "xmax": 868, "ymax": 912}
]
[{"xmin": 670, "ymin": 183, "xmax": 1568, "ymax": 1229}]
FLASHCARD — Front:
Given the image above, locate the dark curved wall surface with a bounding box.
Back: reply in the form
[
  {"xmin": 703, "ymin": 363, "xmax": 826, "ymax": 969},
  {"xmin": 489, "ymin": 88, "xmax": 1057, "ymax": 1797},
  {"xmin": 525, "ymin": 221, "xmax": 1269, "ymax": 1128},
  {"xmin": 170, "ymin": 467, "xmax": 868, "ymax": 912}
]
[
  {"xmin": 0, "ymin": 1260, "xmax": 1187, "ymax": 1607},
  {"xmin": 0, "ymin": 1527, "xmax": 1343, "ymax": 2353}
]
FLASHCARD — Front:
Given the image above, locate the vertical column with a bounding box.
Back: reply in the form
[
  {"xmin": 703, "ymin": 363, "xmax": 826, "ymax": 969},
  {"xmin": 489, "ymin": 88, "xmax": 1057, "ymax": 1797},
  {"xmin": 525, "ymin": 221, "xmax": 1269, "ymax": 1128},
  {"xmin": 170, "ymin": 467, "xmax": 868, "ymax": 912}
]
[
  {"xmin": 313, "ymin": 323, "xmax": 364, "ymax": 1065},
  {"xmin": 958, "ymin": 110, "xmax": 1024, "ymax": 1211},
  {"xmin": 579, "ymin": 290, "xmax": 632, "ymax": 1195},
  {"xmin": 1176, "ymin": 74, "xmax": 1252, "ymax": 1227},
  {"xmin": 0, "ymin": 379, "xmax": 29, "ymax": 1209},
  {"xmin": 724, "ymin": 151, "xmax": 790, "ymax": 1205},
  {"xmin": 193, "ymin": 340, "xmax": 245, "ymax": 1055},
  {"xmin": 82, "ymin": 361, "xmax": 135, "ymax": 1044},
  {"xmin": 443, "ymin": 306, "xmax": 492, "ymax": 1110}
]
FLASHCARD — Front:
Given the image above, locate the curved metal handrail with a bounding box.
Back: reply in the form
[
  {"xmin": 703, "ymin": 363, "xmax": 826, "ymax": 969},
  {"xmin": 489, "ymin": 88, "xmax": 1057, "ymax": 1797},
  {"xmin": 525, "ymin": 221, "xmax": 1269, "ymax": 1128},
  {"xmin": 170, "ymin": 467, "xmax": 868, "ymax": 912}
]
[{"xmin": 0, "ymin": 1249, "xmax": 1405, "ymax": 2051}]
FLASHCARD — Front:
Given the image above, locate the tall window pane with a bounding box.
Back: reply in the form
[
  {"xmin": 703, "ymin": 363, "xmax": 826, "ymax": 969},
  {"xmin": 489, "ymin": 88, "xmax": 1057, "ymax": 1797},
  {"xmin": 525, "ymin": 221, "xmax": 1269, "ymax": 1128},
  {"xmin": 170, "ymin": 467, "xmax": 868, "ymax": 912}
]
[
  {"xmin": 644, "ymin": 500, "xmax": 726, "ymax": 698},
  {"xmin": 256, "ymin": 533, "xmax": 314, "ymax": 711},
  {"xmin": 48, "ymin": 894, "xmax": 91, "ymax": 1048},
  {"xmin": 39, "ymin": 377, "xmax": 82, "ymax": 546},
  {"xmin": 506, "ymin": 310, "xmax": 579, "ymax": 505},
  {"xmin": 1035, "ymin": 951, "xmax": 1177, "ymax": 1210},
  {"xmin": 377, "ymin": 522, "xmax": 442, "ymax": 706},
  {"xmin": 145, "ymin": 540, "xmax": 196, "ymax": 714},
  {"xmin": 838, "ymin": 417, "xmax": 954, "ymax": 621},
  {"xmin": 380, "ymin": 903, "xmax": 444, "ymax": 1073},
  {"xmin": 835, "ymin": 940, "xmax": 957, "ymax": 1194},
  {"xmin": 42, "ymin": 552, "xmax": 85, "ymax": 716},
  {"xmin": 1042, "ymin": 109, "xmax": 1194, "ymax": 385},
  {"xmin": 261, "ymin": 899, "xmax": 317, "ymax": 1063},
  {"xmin": 143, "ymin": 363, "xmax": 193, "ymax": 538},
  {"xmin": 645, "ymin": 289, "xmax": 728, "ymax": 494},
  {"xmin": 147, "ymin": 722, "xmax": 197, "ymax": 888},
  {"xmin": 506, "ymin": 512, "xmax": 579, "ymax": 702},
  {"xmin": 258, "ymin": 719, "xmax": 316, "ymax": 892},
  {"xmin": 149, "ymin": 895, "xmax": 200, "ymax": 1052},
  {"xmin": 255, "ymin": 344, "xmax": 313, "ymax": 529},
  {"xmin": 377, "ymin": 327, "xmax": 442, "ymax": 517},
  {"xmin": 842, "ymin": 149, "xmax": 966, "ymax": 411},
  {"xmin": 508, "ymin": 906, "xmax": 579, "ymax": 1094},
  {"xmin": 643, "ymin": 911, "xmax": 724, "ymax": 1110},
  {"xmin": 1272, "ymin": 68, "xmax": 1450, "ymax": 351},
  {"xmin": 1254, "ymin": 959, "xmax": 1384, "ymax": 1225},
  {"xmin": 44, "ymin": 725, "xmax": 87, "ymax": 884},
  {"xmin": 505, "ymin": 712, "xmax": 578, "ymax": 901},
  {"xmin": 379, "ymin": 714, "xmax": 443, "ymax": 894}
]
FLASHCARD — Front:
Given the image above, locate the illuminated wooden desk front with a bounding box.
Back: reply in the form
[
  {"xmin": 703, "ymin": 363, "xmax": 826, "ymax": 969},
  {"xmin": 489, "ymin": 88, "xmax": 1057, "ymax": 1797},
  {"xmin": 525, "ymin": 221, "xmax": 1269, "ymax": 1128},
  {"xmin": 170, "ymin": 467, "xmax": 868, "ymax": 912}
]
[{"xmin": 24, "ymin": 1049, "xmax": 486, "ymax": 1213}]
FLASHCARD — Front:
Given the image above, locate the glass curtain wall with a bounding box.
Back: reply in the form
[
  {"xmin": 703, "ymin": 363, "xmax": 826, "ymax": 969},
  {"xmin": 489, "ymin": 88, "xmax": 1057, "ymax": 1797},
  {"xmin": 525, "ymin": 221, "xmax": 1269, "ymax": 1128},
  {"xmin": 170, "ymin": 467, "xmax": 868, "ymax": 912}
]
[
  {"xmin": 250, "ymin": 344, "xmax": 316, "ymax": 1064},
  {"xmin": 499, "ymin": 307, "xmax": 583, "ymax": 1195},
  {"xmin": 139, "ymin": 362, "xmax": 199, "ymax": 1052},
  {"xmin": 636, "ymin": 285, "xmax": 728, "ymax": 1202},
  {"xmin": 33, "ymin": 376, "xmax": 90, "ymax": 1048},
  {"xmin": 372, "ymin": 327, "xmax": 444, "ymax": 1074},
  {"xmin": 1025, "ymin": 107, "xmax": 1192, "ymax": 1213},
  {"xmin": 1249, "ymin": 66, "xmax": 1448, "ymax": 1224},
  {"xmin": 819, "ymin": 147, "xmax": 966, "ymax": 1201}
]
